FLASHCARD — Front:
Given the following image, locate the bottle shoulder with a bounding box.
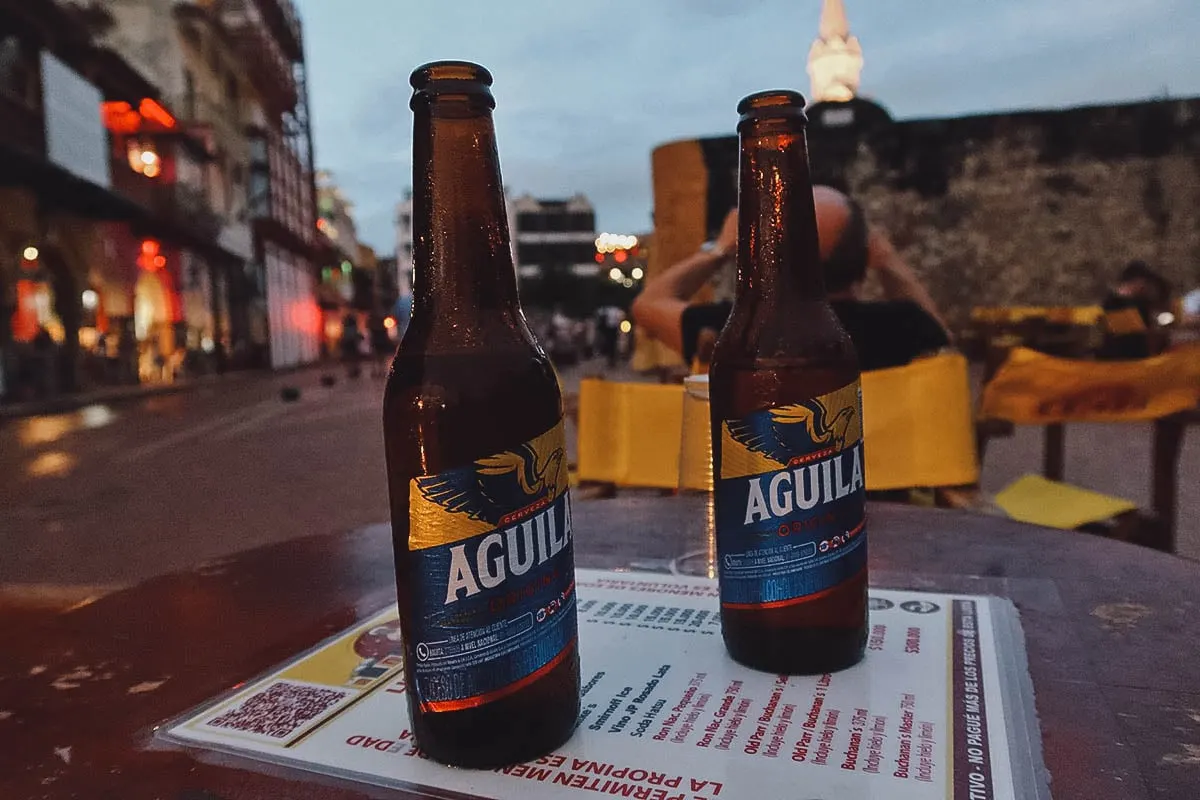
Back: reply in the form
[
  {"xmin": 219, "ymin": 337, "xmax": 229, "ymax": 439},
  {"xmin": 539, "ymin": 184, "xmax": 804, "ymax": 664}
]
[
  {"xmin": 383, "ymin": 344, "xmax": 563, "ymax": 475},
  {"xmin": 712, "ymin": 299, "xmax": 858, "ymax": 371}
]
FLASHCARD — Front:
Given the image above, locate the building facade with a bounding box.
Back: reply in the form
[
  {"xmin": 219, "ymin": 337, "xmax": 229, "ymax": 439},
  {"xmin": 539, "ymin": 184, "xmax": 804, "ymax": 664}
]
[
  {"xmin": 93, "ymin": 0, "xmax": 319, "ymax": 371},
  {"xmin": 394, "ymin": 188, "xmax": 519, "ymax": 294},
  {"xmin": 511, "ymin": 193, "xmax": 596, "ymax": 281},
  {"xmin": 0, "ymin": 0, "xmax": 247, "ymax": 400}
]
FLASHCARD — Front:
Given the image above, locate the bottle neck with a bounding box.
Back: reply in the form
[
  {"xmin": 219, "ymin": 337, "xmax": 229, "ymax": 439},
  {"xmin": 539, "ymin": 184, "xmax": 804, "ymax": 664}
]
[
  {"xmin": 735, "ymin": 118, "xmax": 825, "ymax": 303},
  {"xmin": 410, "ymin": 97, "xmax": 522, "ymax": 341}
]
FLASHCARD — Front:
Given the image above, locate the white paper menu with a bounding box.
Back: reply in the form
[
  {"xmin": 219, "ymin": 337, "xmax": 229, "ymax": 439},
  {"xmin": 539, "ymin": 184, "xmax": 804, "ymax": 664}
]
[{"xmin": 161, "ymin": 569, "xmax": 1045, "ymax": 800}]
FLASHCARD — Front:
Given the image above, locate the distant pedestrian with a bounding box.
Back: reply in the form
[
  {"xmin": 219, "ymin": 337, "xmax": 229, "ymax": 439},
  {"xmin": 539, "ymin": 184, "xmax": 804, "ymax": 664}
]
[
  {"xmin": 341, "ymin": 314, "xmax": 363, "ymax": 379},
  {"xmin": 369, "ymin": 317, "xmax": 393, "ymax": 379},
  {"xmin": 596, "ymin": 306, "xmax": 622, "ymax": 367},
  {"xmin": 1099, "ymin": 261, "xmax": 1172, "ymax": 360}
]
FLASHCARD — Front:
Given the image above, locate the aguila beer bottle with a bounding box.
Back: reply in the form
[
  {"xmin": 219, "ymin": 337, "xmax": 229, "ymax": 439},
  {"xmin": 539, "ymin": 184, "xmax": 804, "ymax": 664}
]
[
  {"xmin": 709, "ymin": 90, "xmax": 868, "ymax": 674},
  {"xmin": 383, "ymin": 61, "xmax": 580, "ymax": 767}
]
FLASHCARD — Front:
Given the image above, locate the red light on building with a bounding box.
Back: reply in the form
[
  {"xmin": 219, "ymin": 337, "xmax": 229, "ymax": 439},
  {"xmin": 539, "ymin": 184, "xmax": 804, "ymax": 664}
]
[
  {"xmin": 614, "ymin": 250, "xmax": 628, "ymax": 263},
  {"xmin": 137, "ymin": 239, "xmax": 163, "ymax": 271},
  {"xmin": 139, "ymin": 98, "xmax": 177, "ymax": 130},
  {"xmin": 102, "ymin": 98, "xmax": 177, "ymax": 133},
  {"xmin": 289, "ymin": 302, "xmax": 322, "ymax": 334},
  {"xmin": 101, "ymin": 101, "xmax": 140, "ymax": 134},
  {"xmin": 594, "ymin": 253, "xmax": 604, "ymax": 263}
]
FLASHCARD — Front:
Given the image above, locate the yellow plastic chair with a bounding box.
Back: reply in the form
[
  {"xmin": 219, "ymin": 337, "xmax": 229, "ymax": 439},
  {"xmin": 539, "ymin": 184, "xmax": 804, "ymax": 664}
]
[
  {"xmin": 579, "ymin": 352, "xmax": 980, "ymax": 494},
  {"xmin": 859, "ymin": 352, "xmax": 979, "ymax": 492},
  {"xmin": 576, "ymin": 379, "xmax": 686, "ymax": 489},
  {"xmin": 979, "ymin": 345, "xmax": 1200, "ymax": 547},
  {"xmin": 981, "ymin": 345, "xmax": 1200, "ymax": 424}
]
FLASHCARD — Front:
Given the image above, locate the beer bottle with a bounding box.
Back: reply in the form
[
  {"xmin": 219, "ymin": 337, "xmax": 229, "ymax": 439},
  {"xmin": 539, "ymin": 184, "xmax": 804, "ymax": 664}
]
[
  {"xmin": 383, "ymin": 61, "xmax": 580, "ymax": 767},
  {"xmin": 708, "ymin": 90, "xmax": 868, "ymax": 674}
]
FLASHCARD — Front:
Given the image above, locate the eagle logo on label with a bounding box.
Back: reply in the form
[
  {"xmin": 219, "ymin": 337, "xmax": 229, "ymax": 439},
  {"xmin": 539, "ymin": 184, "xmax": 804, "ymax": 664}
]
[
  {"xmin": 412, "ymin": 422, "xmax": 568, "ymax": 539},
  {"xmin": 727, "ymin": 396, "xmax": 858, "ymax": 463}
]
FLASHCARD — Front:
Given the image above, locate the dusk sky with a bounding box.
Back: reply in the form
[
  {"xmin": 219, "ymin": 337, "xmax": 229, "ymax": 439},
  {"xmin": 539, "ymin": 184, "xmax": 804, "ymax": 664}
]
[{"xmin": 293, "ymin": 0, "xmax": 1200, "ymax": 254}]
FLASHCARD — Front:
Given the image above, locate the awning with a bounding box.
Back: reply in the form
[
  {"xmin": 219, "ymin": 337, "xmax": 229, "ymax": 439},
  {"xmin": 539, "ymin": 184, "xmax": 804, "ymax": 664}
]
[{"xmin": 0, "ymin": 143, "xmax": 142, "ymax": 222}]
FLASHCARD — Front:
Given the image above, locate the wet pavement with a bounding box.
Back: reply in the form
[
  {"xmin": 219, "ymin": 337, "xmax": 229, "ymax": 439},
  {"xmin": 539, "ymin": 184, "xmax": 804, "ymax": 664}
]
[{"xmin": 1, "ymin": 358, "xmax": 1196, "ymax": 612}]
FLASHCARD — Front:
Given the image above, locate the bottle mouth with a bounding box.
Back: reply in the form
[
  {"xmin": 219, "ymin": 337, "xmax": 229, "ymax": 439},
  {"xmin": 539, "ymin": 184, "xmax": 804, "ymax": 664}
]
[
  {"xmin": 737, "ymin": 90, "xmax": 808, "ymax": 127},
  {"xmin": 410, "ymin": 61, "xmax": 495, "ymax": 109}
]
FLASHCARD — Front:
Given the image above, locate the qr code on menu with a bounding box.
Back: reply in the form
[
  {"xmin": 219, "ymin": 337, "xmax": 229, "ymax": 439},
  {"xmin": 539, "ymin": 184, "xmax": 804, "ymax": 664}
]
[{"xmin": 205, "ymin": 680, "xmax": 350, "ymax": 741}]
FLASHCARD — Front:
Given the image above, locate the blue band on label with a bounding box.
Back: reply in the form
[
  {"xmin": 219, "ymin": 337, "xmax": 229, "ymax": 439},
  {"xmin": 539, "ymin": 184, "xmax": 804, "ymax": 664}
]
[
  {"xmin": 407, "ymin": 495, "xmax": 576, "ymax": 709},
  {"xmin": 406, "ymin": 421, "xmax": 577, "ymax": 711},
  {"xmin": 714, "ymin": 383, "xmax": 868, "ymax": 608}
]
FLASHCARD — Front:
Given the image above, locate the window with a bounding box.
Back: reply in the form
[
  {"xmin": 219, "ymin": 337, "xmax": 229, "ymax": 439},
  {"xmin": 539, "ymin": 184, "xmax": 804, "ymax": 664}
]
[
  {"xmin": 207, "ymin": 37, "xmax": 221, "ymax": 76},
  {"xmin": 183, "ymin": 70, "xmax": 196, "ymax": 118},
  {"xmin": 181, "ymin": 22, "xmax": 201, "ymax": 52},
  {"xmin": 248, "ymin": 134, "xmax": 267, "ymax": 164},
  {"xmin": 209, "ymin": 151, "xmax": 228, "ymax": 214},
  {"xmin": 225, "ymin": 72, "xmax": 238, "ymax": 109},
  {"xmin": 0, "ymin": 34, "xmax": 38, "ymax": 108},
  {"xmin": 248, "ymin": 170, "xmax": 270, "ymax": 217}
]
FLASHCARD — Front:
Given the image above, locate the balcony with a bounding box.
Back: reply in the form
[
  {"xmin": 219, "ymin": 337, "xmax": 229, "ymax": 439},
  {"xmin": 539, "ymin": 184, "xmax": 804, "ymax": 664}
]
[
  {"xmin": 251, "ymin": 0, "xmax": 302, "ymax": 61},
  {"xmin": 0, "ymin": 31, "xmax": 44, "ymax": 158},
  {"xmin": 112, "ymin": 164, "xmax": 223, "ymax": 246},
  {"xmin": 212, "ymin": 0, "xmax": 299, "ymax": 115},
  {"xmin": 0, "ymin": 92, "xmax": 44, "ymax": 159}
]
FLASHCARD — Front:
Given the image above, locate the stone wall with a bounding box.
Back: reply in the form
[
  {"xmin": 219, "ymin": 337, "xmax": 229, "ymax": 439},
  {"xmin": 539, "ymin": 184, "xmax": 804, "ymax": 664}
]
[
  {"xmin": 833, "ymin": 98, "xmax": 1200, "ymax": 329},
  {"xmin": 688, "ymin": 97, "xmax": 1200, "ymax": 332}
]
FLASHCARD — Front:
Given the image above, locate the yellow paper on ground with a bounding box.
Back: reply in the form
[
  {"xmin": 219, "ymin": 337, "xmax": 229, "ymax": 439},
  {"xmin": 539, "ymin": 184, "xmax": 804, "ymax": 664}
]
[
  {"xmin": 994, "ymin": 474, "xmax": 1137, "ymax": 530},
  {"xmin": 981, "ymin": 345, "xmax": 1200, "ymax": 423}
]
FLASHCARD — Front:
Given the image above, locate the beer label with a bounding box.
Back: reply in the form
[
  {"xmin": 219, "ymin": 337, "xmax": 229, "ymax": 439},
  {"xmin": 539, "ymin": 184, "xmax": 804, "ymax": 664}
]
[
  {"xmin": 406, "ymin": 421, "xmax": 577, "ymax": 712},
  {"xmin": 714, "ymin": 380, "xmax": 867, "ymax": 608}
]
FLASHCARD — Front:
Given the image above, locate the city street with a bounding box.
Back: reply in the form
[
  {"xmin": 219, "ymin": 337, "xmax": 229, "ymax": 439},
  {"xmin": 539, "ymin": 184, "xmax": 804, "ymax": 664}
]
[
  {"xmin": 0, "ymin": 366, "xmax": 393, "ymax": 607},
  {"xmin": 2, "ymin": 362, "xmax": 1198, "ymax": 615}
]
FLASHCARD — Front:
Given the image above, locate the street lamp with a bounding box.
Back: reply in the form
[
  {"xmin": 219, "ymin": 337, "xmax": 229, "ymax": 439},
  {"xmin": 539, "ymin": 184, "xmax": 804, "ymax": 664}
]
[
  {"xmin": 608, "ymin": 267, "xmax": 623, "ymax": 282},
  {"xmin": 22, "ymin": 246, "xmax": 39, "ymax": 261}
]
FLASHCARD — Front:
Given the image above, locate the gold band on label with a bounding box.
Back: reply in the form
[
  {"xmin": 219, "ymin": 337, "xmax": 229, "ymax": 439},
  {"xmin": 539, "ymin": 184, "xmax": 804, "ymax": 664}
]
[
  {"xmin": 720, "ymin": 380, "xmax": 863, "ymax": 480},
  {"xmin": 409, "ymin": 421, "xmax": 570, "ymax": 551}
]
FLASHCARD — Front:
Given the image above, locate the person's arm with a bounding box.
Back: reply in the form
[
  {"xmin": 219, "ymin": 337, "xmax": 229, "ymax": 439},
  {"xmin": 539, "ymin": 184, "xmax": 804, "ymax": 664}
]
[
  {"xmin": 866, "ymin": 228, "xmax": 952, "ymax": 340},
  {"xmin": 631, "ymin": 209, "xmax": 737, "ymax": 356}
]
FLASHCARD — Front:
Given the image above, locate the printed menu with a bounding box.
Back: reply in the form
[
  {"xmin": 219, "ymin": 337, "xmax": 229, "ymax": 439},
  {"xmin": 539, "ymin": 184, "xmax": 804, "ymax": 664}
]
[{"xmin": 161, "ymin": 569, "xmax": 1044, "ymax": 799}]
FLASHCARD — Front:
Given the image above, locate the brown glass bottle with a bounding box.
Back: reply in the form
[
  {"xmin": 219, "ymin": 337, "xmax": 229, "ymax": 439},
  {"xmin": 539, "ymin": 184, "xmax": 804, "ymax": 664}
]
[
  {"xmin": 383, "ymin": 62, "xmax": 580, "ymax": 768},
  {"xmin": 708, "ymin": 90, "xmax": 868, "ymax": 675}
]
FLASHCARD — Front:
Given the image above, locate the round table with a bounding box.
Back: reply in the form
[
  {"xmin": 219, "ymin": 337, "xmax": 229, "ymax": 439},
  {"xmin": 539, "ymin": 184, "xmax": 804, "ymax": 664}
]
[{"xmin": 2, "ymin": 499, "xmax": 1198, "ymax": 799}]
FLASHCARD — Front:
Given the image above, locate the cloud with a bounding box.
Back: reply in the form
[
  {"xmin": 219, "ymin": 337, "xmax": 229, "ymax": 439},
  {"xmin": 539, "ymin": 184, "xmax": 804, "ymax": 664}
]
[{"xmin": 295, "ymin": 0, "xmax": 1200, "ymax": 252}]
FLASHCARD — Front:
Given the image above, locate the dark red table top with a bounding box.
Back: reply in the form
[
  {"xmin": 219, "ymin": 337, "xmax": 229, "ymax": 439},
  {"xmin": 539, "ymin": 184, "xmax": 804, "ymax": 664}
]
[{"xmin": 2, "ymin": 499, "xmax": 1199, "ymax": 799}]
